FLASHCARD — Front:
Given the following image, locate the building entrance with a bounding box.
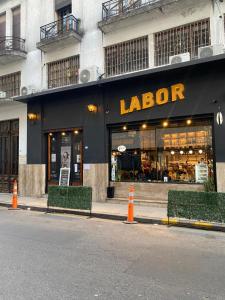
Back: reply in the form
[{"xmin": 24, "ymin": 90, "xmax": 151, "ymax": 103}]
[
  {"xmin": 0, "ymin": 119, "xmax": 19, "ymax": 193},
  {"xmin": 47, "ymin": 129, "xmax": 83, "ymax": 186}
]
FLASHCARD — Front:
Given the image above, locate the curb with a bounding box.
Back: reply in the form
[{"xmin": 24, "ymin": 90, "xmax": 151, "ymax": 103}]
[{"xmin": 1, "ymin": 202, "xmax": 225, "ymax": 232}]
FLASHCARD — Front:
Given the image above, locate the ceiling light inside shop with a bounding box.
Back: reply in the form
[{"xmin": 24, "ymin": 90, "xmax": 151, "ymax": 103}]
[
  {"xmin": 142, "ymin": 124, "xmax": 147, "ymax": 129},
  {"xmin": 171, "ymin": 150, "xmax": 175, "ymax": 155},
  {"xmin": 180, "ymin": 150, "xmax": 184, "ymax": 155},
  {"xmin": 189, "ymin": 150, "xmax": 193, "ymax": 154},
  {"xmin": 163, "ymin": 121, "xmax": 168, "ymax": 127},
  {"xmin": 199, "ymin": 149, "xmax": 203, "ymax": 154},
  {"xmin": 61, "ymin": 132, "xmax": 66, "ymax": 136},
  {"xmin": 49, "ymin": 133, "xmax": 53, "ymax": 136},
  {"xmin": 74, "ymin": 130, "xmax": 79, "ymax": 135},
  {"xmin": 123, "ymin": 125, "xmax": 127, "ymax": 130}
]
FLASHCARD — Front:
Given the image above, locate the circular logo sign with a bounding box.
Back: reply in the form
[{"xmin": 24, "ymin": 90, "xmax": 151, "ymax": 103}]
[{"xmin": 118, "ymin": 145, "xmax": 126, "ymax": 152}]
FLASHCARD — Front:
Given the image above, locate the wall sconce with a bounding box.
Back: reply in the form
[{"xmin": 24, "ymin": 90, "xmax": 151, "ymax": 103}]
[
  {"xmin": 163, "ymin": 121, "xmax": 169, "ymax": 127},
  {"xmin": 27, "ymin": 113, "xmax": 38, "ymax": 122},
  {"xmin": 87, "ymin": 104, "xmax": 97, "ymax": 113}
]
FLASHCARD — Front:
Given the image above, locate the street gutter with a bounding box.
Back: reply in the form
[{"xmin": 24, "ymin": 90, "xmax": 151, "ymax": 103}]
[{"xmin": 0, "ymin": 202, "xmax": 225, "ymax": 232}]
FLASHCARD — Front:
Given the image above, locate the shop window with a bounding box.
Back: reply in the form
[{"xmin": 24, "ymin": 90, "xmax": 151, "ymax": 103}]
[
  {"xmin": 154, "ymin": 18, "xmax": 210, "ymax": 66},
  {"xmin": 110, "ymin": 119, "xmax": 214, "ymax": 184},
  {"xmin": 105, "ymin": 36, "xmax": 149, "ymax": 77},
  {"xmin": 48, "ymin": 55, "xmax": 80, "ymax": 88},
  {"xmin": 48, "ymin": 130, "xmax": 83, "ymax": 185}
]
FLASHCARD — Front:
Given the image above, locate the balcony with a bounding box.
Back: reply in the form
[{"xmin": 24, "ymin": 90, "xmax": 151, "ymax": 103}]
[
  {"xmin": 98, "ymin": 0, "xmax": 179, "ymax": 33},
  {"xmin": 37, "ymin": 15, "xmax": 82, "ymax": 52},
  {"xmin": 0, "ymin": 37, "xmax": 27, "ymax": 65}
]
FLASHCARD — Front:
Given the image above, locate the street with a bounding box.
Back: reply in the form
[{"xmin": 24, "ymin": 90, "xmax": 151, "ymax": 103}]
[{"xmin": 0, "ymin": 207, "xmax": 225, "ymax": 300}]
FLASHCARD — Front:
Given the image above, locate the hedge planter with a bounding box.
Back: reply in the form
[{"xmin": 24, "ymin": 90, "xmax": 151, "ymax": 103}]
[
  {"xmin": 168, "ymin": 190, "xmax": 225, "ymax": 223},
  {"xmin": 47, "ymin": 186, "xmax": 92, "ymax": 213}
]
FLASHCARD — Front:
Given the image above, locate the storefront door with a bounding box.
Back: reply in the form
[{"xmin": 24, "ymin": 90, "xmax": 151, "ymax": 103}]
[
  {"xmin": 48, "ymin": 130, "xmax": 83, "ymax": 186},
  {"xmin": 0, "ymin": 120, "xmax": 19, "ymax": 193}
]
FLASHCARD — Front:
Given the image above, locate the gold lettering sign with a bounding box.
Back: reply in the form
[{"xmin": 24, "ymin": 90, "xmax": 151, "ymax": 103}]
[{"xmin": 120, "ymin": 83, "xmax": 185, "ymax": 115}]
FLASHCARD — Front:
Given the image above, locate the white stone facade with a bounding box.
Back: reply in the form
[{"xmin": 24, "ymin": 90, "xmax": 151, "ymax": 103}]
[{"xmin": 0, "ymin": 0, "xmax": 224, "ymax": 93}]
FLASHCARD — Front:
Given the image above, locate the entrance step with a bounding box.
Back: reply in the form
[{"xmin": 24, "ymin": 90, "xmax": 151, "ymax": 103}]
[{"xmin": 106, "ymin": 197, "xmax": 167, "ymax": 207}]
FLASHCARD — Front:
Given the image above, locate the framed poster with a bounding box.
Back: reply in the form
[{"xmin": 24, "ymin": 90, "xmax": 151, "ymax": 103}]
[
  {"xmin": 61, "ymin": 146, "xmax": 71, "ymax": 168},
  {"xmin": 59, "ymin": 168, "xmax": 70, "ymax": 186},
  {"xmin": 195, "ymin": 163, "xmax": 208, "ymax": 183}
]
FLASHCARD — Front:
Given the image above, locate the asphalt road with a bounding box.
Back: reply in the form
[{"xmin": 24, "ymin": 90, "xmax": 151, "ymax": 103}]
[{"xmin": 0, "ymin": 207, "xmax": 225, "ymax": 300}]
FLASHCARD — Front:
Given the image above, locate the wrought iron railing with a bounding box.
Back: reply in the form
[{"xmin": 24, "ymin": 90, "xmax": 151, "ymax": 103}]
[
  {"xmin": 0, "ymin": 37, "xmax": 26, "ymax": 53},
  {"xmin": 40, "ymin": 15, "xmax": 80, "ymax": 41},
  {"xmin": 102, "ymin": 0, "xmax": 160, "ymax": 20}
]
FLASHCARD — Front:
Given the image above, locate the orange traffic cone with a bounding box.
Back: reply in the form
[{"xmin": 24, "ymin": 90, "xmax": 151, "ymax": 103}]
[
  {"xmin": 124, "ymin": 185, "xmax": 137, "ymax": 224},
  {"xmin": 8, "ymin": 180, "xmax": 19, "ymax": 210}
]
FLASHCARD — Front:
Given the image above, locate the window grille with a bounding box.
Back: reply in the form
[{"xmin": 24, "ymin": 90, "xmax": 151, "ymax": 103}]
[
  {"xmin": 48, "ymin": 55, "xmax": 80, "ymax": 88},
  {"xmin": 0, "ymin": 72, "xmax": 21, "ymax": 97},
  {"xmin": 154, "ymin": 19, "xmax": 210, "ymax": 66},
  {"xmin": 105, "ymin": 36, "xmax": 149, "ymax": 77}
]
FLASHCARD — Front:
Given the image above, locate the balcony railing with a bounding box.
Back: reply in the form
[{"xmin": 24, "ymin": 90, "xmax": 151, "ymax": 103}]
[
  {"xmin": 102, "ymin": 0, "xmax": 160, "ymax": 20},
  {"xmin": 40, "ymin": 15, "xmax": 80, "ymax": 41},
  {"xmin": 0, "ymin": 37, "xmax": 26, "ymax": 53}
]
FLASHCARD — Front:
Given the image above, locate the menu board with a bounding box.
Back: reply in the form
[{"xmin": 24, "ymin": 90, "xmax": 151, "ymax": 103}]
[
  {"xmin": 195, "ymin": 164, "xmax": 208, "ymax": 183},
  {"xmin": 59, "ymin": 168, "xmax": 70, "ymax": 186}
]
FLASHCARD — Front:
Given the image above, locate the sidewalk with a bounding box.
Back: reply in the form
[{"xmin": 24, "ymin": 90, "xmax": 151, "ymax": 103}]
[
  {"xmin": 1, "ymin": 193, "xmax": 225, "ymax": 232},
  {"xmin": 0, "ymin": 193, "xmax": 167, "ymax": 219}
]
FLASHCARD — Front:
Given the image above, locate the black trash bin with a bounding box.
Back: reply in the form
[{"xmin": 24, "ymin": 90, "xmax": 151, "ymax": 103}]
[{"xmin": 107, "ymin": 186, "xmax": 115, "ymax": 198}]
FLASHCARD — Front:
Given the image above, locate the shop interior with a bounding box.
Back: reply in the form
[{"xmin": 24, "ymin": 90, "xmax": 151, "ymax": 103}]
[{"xmin": 111, "ymin": 119, "xmax": 214, "ymax": 184}]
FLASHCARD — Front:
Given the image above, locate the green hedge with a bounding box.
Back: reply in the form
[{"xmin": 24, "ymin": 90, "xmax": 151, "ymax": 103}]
[
  {"xmin": 47, "ymin": 186, "xmax": 92, "ymax": 211},
  {"xmin": 168, "ymin": 190, "xmax": 225, "ymax": 223}
]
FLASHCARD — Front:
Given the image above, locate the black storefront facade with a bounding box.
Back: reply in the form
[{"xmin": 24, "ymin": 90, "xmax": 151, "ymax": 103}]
[{"xmin": 18, "ymin": 55, "xmax": 225, "ymax": 202}]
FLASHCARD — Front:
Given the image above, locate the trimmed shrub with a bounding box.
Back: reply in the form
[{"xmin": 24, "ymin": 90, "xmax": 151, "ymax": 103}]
[
  {"xmin": 48, "ymin": 186, "xmax": 92, "ymax": 211},
  {"xmin": 168, "ymin": 190, "xmax": 225, "ymax": 223}
]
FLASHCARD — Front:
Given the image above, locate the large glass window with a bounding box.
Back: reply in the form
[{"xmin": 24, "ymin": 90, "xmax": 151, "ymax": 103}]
[{"xmin": 110, "ymin": 119, "xmax": 214, "ymax": 184}]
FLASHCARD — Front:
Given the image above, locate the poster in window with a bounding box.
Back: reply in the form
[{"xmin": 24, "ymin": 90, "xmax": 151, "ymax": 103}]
[
  {"xmin": 61, "ymin": 146, "xmax": 71, "ymax": 168},
  {"xmin": 195, "ymin": 163, "xmax": 208, "ymax": 183}
]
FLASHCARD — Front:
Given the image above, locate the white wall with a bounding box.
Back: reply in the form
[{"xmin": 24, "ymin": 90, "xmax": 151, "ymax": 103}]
[{"xmin": 1, "ymin": 0, "xmax": 225, "ymax": 89}]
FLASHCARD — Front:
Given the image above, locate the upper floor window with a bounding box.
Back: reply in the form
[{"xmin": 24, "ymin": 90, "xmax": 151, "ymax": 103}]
[
  {"xmin": 105, "ymin": 36, "xmax": 149, "ymax": 77},
  {"xmin": 154, "ymin": 18, "xmax": 210, "ymax": 66},
  {"xmin": 12, "ymin": 6, "xmax": 21, "ymax": 38},
  {"xmin": 48, "ymin": 55, "xmax": 80, "ymax": 89},
  {"xmin": 0, "ymin": 72, "xmax": 21, "ymax": 97},
  {"xmin": 57, "ymin": 4, "xmax": 71, "ymax": 20}
]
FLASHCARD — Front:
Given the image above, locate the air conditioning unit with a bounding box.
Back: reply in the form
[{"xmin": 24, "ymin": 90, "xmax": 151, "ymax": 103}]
[
  {"xmin": 79, "ymin": 66, "xmax": 99, "ymax": 84},
  {"xmin": 21, "ymin": 85, "xmax": 38, "ymax": 96},
  {"xmin": 198, "ymin": 45, "xmax": 224, "ymax": 59},
  {"xmin": 169, "ymin": 53, "xmax": 190, "ymax": 65},
  {"xmin": 0, "ymin": 91, "xmax": 6, "ymax": 99}
]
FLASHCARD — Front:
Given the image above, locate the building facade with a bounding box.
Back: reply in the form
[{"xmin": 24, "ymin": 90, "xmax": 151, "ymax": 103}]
[{"xmin": 0, "ymin": 0, "xmax": 225, "ymax": 203}]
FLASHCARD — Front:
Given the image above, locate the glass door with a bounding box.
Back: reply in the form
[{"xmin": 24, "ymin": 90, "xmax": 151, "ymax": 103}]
[{"xmin": 48, "ymin": 130, "xmax": 83, "ymax": 186}]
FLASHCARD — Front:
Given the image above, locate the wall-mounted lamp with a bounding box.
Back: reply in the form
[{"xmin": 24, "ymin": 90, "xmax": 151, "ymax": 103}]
[
  {"xmin": 217, "ymin": 111, "xmax": 223, "ymax": 125},
  {"xmin": 27, "ymin": 113, "xmax": 38, "ymax": 122},
  {"xmin": 212, "ymin": 100, "xmax": 224, "ymax": 126},
  {"xmin": 87, "ymin": 104, "xmax": 97, "ymax": 113},
  {"xmin": 186, "ymin": 119, "xmax": 192, "ymax": 125},
  {"xmin": 163, "ymin": 121, "xmax": 169, "ymax": 127}
]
